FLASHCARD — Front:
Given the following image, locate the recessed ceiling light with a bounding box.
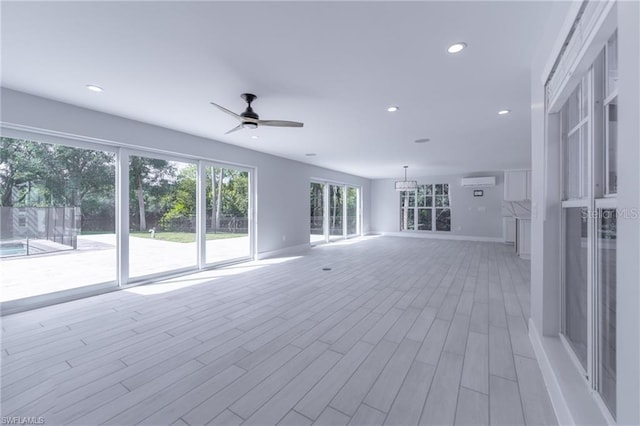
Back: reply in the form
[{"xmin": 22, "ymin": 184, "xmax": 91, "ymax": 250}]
[
  {"xmin": 305, "ymin": 153, "xmax": 317, "ymax": 157},
  {"xmin": 498, "ymin": 109, "xmax": 511, "ymax": 115},
  {"xmin": 414, "ymin": 138, "xmax": 431, "ymax": 144},
  {"xmin": 387, "ymin": 106, "xmax": 399, "ymax": 112},
  {"xmin": 447, "ymin": 42, "xmax": 467, "ymax": 54},
  {"xmin": 251, "ymin": 135, "xmax": 259, "ymax": 139},
  {"xmin": 86, "ymin": 84, "xmax": 104, "ymax": 93}
]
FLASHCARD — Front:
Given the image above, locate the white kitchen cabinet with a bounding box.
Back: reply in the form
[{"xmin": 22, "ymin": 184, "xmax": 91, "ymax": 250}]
[
  {"xmin": 503, "ymin": 217, "xmax": 516, "ymax": 244},
  {"xmin": 516, "ymin": 218, "xmax": 531, "ymax": 259}
]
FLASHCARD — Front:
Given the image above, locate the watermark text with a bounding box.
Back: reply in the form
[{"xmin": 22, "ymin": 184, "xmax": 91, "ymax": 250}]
[{"xmin": 1, "ymin": 417, "xmax": 45, "ymax": 425}]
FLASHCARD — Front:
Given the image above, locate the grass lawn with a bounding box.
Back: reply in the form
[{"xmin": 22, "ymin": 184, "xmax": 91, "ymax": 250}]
[{"xmin": 130, "ymin": 232, "xmax": 246, "ymax": 243}]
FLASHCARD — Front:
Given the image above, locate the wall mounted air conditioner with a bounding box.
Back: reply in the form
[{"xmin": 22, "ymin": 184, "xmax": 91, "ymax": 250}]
[{"xmin": 460, "ymin": 176, "xmax": 496, "ymax": 187}]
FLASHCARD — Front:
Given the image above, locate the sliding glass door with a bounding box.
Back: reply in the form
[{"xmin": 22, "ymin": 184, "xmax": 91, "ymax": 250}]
[
  {"xmin": 128, "ymin": 155, "xmax": 197, "ymax": 280},
  {"xmin": 205, "ymin": 164, "xmax": 251, "ymax": 265},
  {"xmin": 310, "ymin": 181, "xmax": 360, "ymax": 243},
  {"xmin": 310, "ymin": 182, "xmax": 326, "ymax": 244},
  {"xmin": 0, "ymin": 133, "xmax": 256, "ymax": 310},
  {"xmin": 329, "ymin": 184, "xmax": 344, "ymax": 241},
  {"xmin": 0, "ymin": 136, "xmax": 117, "ymax": 302},
  {"xmin": 346, "ymin": 186, "xmax": 359, "ymax": 237}
]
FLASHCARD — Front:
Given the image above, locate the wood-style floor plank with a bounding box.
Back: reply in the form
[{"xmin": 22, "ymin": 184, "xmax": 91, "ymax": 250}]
[{"xmin": 0, "ymin": 236, "xmax": 556, "ymax": 426}]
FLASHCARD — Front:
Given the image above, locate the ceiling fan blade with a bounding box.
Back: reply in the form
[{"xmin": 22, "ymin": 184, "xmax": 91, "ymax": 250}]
[
  {"xmin": 257, "ymin": 120, "xmax": 304, "ymax": 128},
  {"xmin": 210, "ymin": 102, "xmax": 242, "ymax": 121},
  {"xmin": 224, "ymin": 124, "xmax": 244, "ymax": 134}
]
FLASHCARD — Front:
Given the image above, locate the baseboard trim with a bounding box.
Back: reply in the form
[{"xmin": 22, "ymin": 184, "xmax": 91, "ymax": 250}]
[
  {"xmin": 257, "ymin": 243, "xmax": 311, "ymax": 260},
  {"xmin": 376, "ymin": 231, "xmax": 504, "ymax": 243},
  {"xmin": 528, "ymin": 320, "xmax": 610, "ymax": 426},
  {"xmin": 529, "ymin": 320, "xmax": 572, "ymax": 425}
]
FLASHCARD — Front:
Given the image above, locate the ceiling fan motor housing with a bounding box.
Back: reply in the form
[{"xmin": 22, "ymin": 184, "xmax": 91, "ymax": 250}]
[{"xmin": 240, "ymin": 93, "xmax": 259, "ymax": 128}]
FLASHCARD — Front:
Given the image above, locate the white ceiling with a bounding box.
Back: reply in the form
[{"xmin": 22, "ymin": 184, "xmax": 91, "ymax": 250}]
[{"xmin": 1, "ymin": 1, "xmax": 558, "ymax": 179}]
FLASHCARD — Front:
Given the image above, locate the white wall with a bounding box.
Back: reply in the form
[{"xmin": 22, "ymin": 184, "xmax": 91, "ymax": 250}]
[
  {"xmin": 0, "ymin": 88, "xmax": 372, "ymax": 255},
  {"xmin": 371, "ymin": 172, "xmax": 504, "ymax": 241}
]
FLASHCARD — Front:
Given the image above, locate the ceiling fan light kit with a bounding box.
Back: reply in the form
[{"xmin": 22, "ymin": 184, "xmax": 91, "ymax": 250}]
[
  {"xmin": 210, "ymin": 93, "xmax": 304, "ymax": 134},
  {"xmin": 395, "ymin": 166, "xmax": 418, "ymax": 191}
]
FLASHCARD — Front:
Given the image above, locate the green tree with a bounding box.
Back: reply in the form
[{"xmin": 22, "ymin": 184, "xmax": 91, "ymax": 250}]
[
  {"xmin": 0, "ymin": 138, "xmax": 46, "ymax": 207},
  {"xmin": 223, "ymin": 170, "xmax": 248, "ymax": 217},
  {"xmin": 129, "ymin": 156, "xmax": 174, "ymax": 231},
  {"xmin": 161, "ymin": 165, "xmax": 197, "ymax": 221},
  {"xmin": 44, "ymin": 145, "xmax": 115, "ymax": 207}
]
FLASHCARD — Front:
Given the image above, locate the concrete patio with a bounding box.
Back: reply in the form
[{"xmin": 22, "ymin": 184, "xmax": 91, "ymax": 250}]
[{"xmin": 0, "ymin": 234, "xmax": 250, "ymax": 302}]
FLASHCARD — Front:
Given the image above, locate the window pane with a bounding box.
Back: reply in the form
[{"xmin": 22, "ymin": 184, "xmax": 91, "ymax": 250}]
[
  {"xmin": 607, "ymin": 100, "xmax": 618, "ymax": 194},
  {"xmin": 129, "ymin": 156, "xmax": 196, "ymax": 279},
  {"xmin": 310, "ymin": 182, "xmax": 325, "ymax": 243},
  {"xmin": 206, "ymin": 167, "xmax": 250, "ymax": 264},
  {"xmin": 417, "ymin": 185, "xmax": 426, "ymax": 207},
  {"xmin": 564, "ymin": 207, "xmax": 589, "ymax": 370},
  {"xmin": 418, "ymin": 208, "xmax": 432, "ymax": 231},
  {"xmin": 0, "ymin": 137, "xmax": 116, "ymax": 301},
  {"xmin": 329, "ymin": 185, "xmax": 343, "ymax": 238},
  {"xmin": 435, "ymin": 208, "xmax": 451, "ymax": 231},
  {"xmin": 597, "ymin": 209, "xmax": 617, "ymax": 418},
  {"xmin": 567, "ymin": 85, "xmax": 580, "ymax": 130},
  {"xmin": 607, "ymin": 32, "xmax": 618, "ymax": 95},
  {"xmin": 564, "ymin": 129, "xmax": 581, "ymax": 200},
  {"xmin": 581, "ymin": 124, "xmax": 589, "ymax": 198},
  {"xmin": 435, "ymin": 196, "xmax": 450, "ymax": 207},
  {"xmin": 400, "ymin": 191, "xmax": 413, "ymax": 231},
  {"xmin": 406, "ymin": 210, "xmax": 415, "ymax": 229},
  {"xmin": 425, "ymin": 185, "xmax": 433, "ymax": 207},
  {"xmin": 581, "ymin": 75, "xmax": 589, "ymax": 120},
  {"xmin": 346, "ymin": 187, "xmax": 358, "ymax": 235}
]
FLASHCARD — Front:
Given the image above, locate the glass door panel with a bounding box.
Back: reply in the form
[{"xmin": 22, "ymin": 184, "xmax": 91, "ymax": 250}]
[
  {"xmin": 346, "ymin": 187, "xmax": 358, "ymax": 236},
  {"xmin": 128, "ymin": 156, "xmax": 196, "ymax": 279},
  {"xmin": 205, "ymin": 166, "xmax": 250, "ymax": 264},
  {"xmin": 310, "ymin": 182, "xmax": 325, "ymax": 243},
  {"xmin": 329, "ymin": 184, "xmax": 343, "ymax": 240},
  {"xmin": 0, "ymin": 137, "xmax": 116, "ymax": 301}
]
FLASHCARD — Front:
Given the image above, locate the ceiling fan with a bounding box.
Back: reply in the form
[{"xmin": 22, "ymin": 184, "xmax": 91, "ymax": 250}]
[{"xmin": 210, "ymin": 93, "xmax": 304, "ymax": 134}]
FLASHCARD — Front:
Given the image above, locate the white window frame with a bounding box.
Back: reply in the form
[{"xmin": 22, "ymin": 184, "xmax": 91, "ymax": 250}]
[
  {"xmin": 555, "ymin": 26, "xmax": 618, "ymax": 422},
  {"xmin": 399, "ymin": 183, "xmax": 451, "ymax": 232}
]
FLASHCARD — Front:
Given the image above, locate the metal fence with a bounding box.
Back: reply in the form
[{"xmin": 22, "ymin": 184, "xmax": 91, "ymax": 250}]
[
  {"xmin": 0, "ymin": 207, "xmax": 80, "ymax": 256},
  {"xmin": 150, "ymin": 215, "xmax": 249, "ymax": 234}
]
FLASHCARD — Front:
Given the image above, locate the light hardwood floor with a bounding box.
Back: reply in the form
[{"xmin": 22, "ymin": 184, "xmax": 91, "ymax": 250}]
[{"xmin": 0, "ymin": 236, "xmax": 557, "ymax": 425}]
